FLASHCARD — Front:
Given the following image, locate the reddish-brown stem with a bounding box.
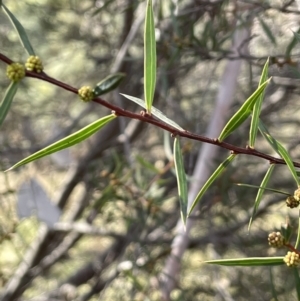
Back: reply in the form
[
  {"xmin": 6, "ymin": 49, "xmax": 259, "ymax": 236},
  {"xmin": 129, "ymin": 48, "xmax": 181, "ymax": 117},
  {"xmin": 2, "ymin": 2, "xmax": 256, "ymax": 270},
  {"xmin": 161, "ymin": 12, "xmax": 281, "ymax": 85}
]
[
  {"xmin": 2, "ymin": 52, "xmax": 300, "ymax": 168},
  {"xmin": 284, "ymin": 243, "xmax": 300, "ymax": 254}
]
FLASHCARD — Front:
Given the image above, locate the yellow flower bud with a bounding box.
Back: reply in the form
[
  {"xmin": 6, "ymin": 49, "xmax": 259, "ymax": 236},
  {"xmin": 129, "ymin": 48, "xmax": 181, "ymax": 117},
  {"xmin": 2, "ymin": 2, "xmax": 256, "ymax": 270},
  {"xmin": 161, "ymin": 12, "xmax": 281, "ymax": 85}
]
[
  {"xmin": 25, "ymin": 56, "xmax": 43, "ymax": 73},
  {"xmin": 6, "ymin": 63, "xmax": 25, "ymax": 82},
  {"xmin": 78, "ymin": 86, "xmax": 94, "ymax": 102},
  {"xmin": 284, "ymin": 251, "xmax": 300, "ymax": 267}
]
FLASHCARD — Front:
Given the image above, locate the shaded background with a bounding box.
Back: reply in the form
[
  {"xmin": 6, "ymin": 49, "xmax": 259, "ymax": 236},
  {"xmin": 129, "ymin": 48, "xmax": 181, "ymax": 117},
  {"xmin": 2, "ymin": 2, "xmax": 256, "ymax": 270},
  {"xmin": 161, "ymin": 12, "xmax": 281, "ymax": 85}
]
[{"xmin": 1, "ymin": 0, "xmax": 300, "ymax": 300}]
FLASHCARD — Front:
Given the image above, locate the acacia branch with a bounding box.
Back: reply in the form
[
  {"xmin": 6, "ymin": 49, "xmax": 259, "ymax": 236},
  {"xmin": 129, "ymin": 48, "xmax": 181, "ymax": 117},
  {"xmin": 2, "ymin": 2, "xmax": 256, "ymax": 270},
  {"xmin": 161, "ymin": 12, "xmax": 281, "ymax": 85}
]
[{"xmin": 1, "ymin": 52, "xmax": 299, "ymax": 168}]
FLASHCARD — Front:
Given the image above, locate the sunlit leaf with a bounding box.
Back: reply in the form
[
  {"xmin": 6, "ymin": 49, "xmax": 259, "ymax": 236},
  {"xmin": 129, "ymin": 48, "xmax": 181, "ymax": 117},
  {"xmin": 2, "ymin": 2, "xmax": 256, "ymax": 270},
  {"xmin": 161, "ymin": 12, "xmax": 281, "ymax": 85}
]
[
  {"xmin": 121, "ymin": 93, "xmax": 184, "ymax": 131},
  {"xmin": 93, "ymin": 73, "xmax": 125, "ymax": 96},
  {"xmin": 188, "ymin": 153, "xmax": 236, "ymax": 216},
  {"xmin": 174, "ymin": 137, "xmax": 188, "ymax": 226},
  {"xmin": 164, "ymin": 130, "xmax": 173, "ymax": 161},
  {"xmin": 144, "ymin": 0, "xmax": 156, "ymax": 113},
  {"xmin": 218, "ymin": 79, "xmax": 270, "ymax": 142},
  {"xmin": 259, "ymin": 120, "xmax": 300, "ymax": 186},
  {"xmin": 248, "ymin": 164, "xmax": 275, "ymax": 231},
  {"xmin": 1, "ymin": 3, "xmax": 35, "ymax": 55},
  {"xmin": 249, "ymin": 58, "xmax": 269, "ymax": 148},
  {"xmin": 204, "ymin": 257, "xmax": 284, "ymax": 266},
  {"xmin": 7, "ymin": 114, "xmax": 116, "ymax": 170},
  {"xmin": 0, "ymin": 81, "xmax": 18, "ymax": 128},
  {"xmin": 258, "ymin": 18, "xmax": 276, "ymax": 45}
]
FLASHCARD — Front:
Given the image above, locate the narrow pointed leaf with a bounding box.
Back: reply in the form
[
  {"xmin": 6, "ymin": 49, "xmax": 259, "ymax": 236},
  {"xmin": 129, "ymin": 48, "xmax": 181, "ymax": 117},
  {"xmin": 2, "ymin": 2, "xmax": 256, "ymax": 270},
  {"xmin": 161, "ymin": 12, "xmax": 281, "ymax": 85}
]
[
  {"xmin": 258, "ymin": 18, "xmax": 276, "ymax": 45},
  {"xmin": 259, "ymin": 120, "xmax": 300, "ymax": 186},
  {"xmin": 204, "ymin": 257, "xmax": 284, "ymax": 266},
  {"xmin": 7, "ymin": 114, "xmax": 116, "ymax": 170},
  {"xmin": 281, "ymin": 222, "xmax": 293, "ymax": 243},
  {"xmin": 236, "ymin": 182, "xmax": 289, "ymax": 196},
  {"xmin": 121, "ymin": 93, "xmax": 184, "ymax": 130},
  {"xmin": 93, "ymin": 73, "xmax": 125, "ymax": 96},
  {"xmin": 1, "ymin": 4, "xmax": 35, "ymax": 55},
  {"xmin": 269, "ymin": 268, "xmax": 279, "ymax": 301},
  {"xmin": 293, "ymin": 268, "xmax": 300, "ymax": 300},
  {"xmin": 286, "ymin": 28, "xmax": 300, "ymax": 56},
  {"xmin": 188, "ymin": 154, "xmax": 236, "ymax": 216},
  {"xmin": 164, "ymin": 130, "xmax": 173, "ymax": 161},
  {"xmin": 173, "ymin": 137, "xmax": 188, "ymax": 225},
  {"xmin": 218, "ymin": 79, "xmax": 270, "ymax": 142},
  {"xmin": 144, "ymin": 0, "xmax": 156, "ymax": 113},
  {"xmin": 248, "ymin": 164, "xmax": 275, "ymax": 231},
  {"xmin": 249, "ymin": 58, "xmax": 269, "ymax": 148},
  {"xmin": 294, "ymin": 31, "xmax": 300, "ymax": 44},
  {"xmin": 0, "ymin": 81, "xmax": 18, "ymax": 128}
]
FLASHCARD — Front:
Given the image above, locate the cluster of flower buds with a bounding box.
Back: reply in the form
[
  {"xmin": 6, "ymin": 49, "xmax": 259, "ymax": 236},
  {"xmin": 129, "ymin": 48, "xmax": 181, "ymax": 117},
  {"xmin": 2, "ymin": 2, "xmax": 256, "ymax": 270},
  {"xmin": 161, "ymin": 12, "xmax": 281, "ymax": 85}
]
[
  {"xmin": 268, "ymin": 231, "xmax": 300, "ymax": 267},
  {"xmin": 6, "ymin": 63, "xmax": 25, "ymax": 82},
  {"xmin": 78, "ymin": 86, "xmax": 94, "ymax": 102},
  {"xmin": 294, "ymin": 187, "xmax": 300, "ymax": 202},
  {"xmin": 286, "ymin": 195, "xmax": 299, "ymax": 208},
  {"xmin": 285, "ymin": 188, "xmax": 300, "ymax": 208},
  {"xmin": 6, "ymin": 56, "xmax": 44, "ymax": 82},
  {"xmin": 282, "ymin": 189, "xmax": 300, "ymax": 266},
  {"xmin": 283, "ymin": 251, "xmax": 300, "ymax": 267},
  {"xmin": 25, "ymin": 56, "xmax": 43, "ymax": 73},
  {"xmin": 268, "ymin": 232, "xmax": 285, "ymax": 248}
]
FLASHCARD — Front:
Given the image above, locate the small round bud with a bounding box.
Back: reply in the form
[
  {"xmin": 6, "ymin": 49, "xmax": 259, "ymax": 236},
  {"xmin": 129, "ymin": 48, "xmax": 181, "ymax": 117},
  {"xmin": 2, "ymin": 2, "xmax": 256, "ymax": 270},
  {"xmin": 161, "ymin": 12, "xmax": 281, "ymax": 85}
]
[
  {"xmin": 268, "ymin": 232, "xmax": 285, "ymax": 248},
  {"xmin": 283, "ymin": 251, "xmax": 300, "ymax": 267},
  {"xmin": 100, "ymin": 170, "xmax": 109, "ymax": 178},
  {"xmin": 6, "ymin": 63, "xmax": 25, "ymax": 82},
  {"xmin": 286, "ymin": 196, "xmax": 299, "ymax": 208},
  {"xmin": 109, "ymin": 179, "xmax": 119, "ymax": 186},
  {"xmin": 294, "ymin": 187, "xmax": 300, "ymax": 202},
  {"xmin": 25, "ymin": 56, "xmax": 43, "ymax": 73},
  {"xmin": 78, "ymin": 86, "xmax": 94, "ymax": 102}
]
